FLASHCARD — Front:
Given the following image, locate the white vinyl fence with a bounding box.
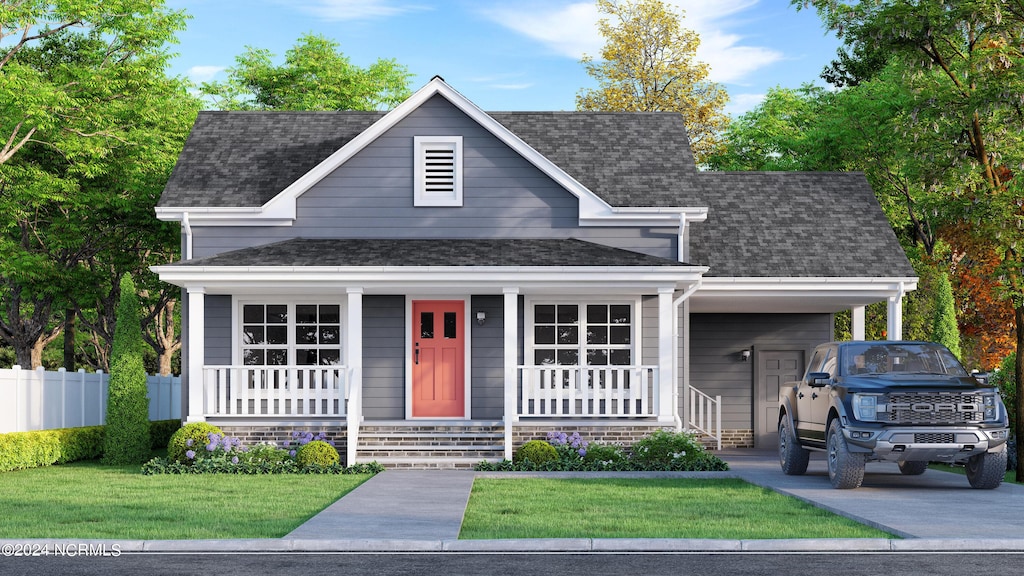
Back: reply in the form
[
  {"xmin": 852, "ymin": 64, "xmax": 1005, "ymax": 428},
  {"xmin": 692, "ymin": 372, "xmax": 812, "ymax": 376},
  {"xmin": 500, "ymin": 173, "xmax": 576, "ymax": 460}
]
[{"xmin": 0, "ymin": 366, "xmax": 181, "ymax": 433}]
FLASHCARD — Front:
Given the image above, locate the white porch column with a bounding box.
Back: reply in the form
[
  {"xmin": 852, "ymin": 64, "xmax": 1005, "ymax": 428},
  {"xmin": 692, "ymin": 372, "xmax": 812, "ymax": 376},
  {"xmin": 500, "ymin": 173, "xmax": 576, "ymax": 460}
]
[
  {"xmin": 186, "ymin": 287, "xmax": 206, "ymax": 422},
  {"xmin": 851, "ymin": 306, "xmax": 866, "ymax": 341},
  {"xmin": 887, "ymin": 284, "xmax": 905, "ymax": 340},
  {"xmin": 503, "ymin": 288, "xmax": 519, "ymax": 461},
  {"xmin": 657, "ymin": 288, "xmax": 675, "ymax": 423},
  {"xmin": 346, "ymin": 288, "xmax": 363, "ymax": 465}
]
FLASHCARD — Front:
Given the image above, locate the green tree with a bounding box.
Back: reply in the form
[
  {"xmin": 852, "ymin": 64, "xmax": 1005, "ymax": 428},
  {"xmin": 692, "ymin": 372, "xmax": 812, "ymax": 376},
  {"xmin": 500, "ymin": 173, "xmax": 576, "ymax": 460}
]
[
  {"xmin": 795, "ymin": 0, "xmax": 1024, "ymax": 481},
  {"xmin": 930, "ymin": 270, "xmax": 962, "ymax": 358},
  {"xmin": 200, "ymin": 33, "xmax": 412, "ymax": 111},
  {"xmin": 101, "ymin": 274, "xmax": 151, "ymax": 464},
  {"xmin": 576, "ymin": 0, "xmax": 729, "ymax": 162},
  {"xmin": 0, "ymin": 1, "xmax": 191, "ymax": 368}
]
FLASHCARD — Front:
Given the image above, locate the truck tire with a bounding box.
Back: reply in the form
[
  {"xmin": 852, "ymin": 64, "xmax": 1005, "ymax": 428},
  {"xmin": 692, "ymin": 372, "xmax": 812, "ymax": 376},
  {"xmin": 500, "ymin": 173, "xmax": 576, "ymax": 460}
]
[
  {"xmin": 898, "ymin": 461, "xmax": 928, "ymax": 476},
  {"xmin": 827, "ymin": 420, "xmax": 865, "ymax": 489},
  {"xmin": 966, "ymin": 450, "xmax": 1007, "ymax": 489},
  {"xmin": 779, "ymin": 417, "xmax": 809, "ymax": 475}
]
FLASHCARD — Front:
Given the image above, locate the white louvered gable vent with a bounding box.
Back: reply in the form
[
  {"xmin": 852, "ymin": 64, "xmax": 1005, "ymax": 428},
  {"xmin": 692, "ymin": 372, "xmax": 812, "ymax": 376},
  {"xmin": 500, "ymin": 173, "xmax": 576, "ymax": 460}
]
[{"xmin": 414, "ymin": 136, "xmax": 463, "ymax": 206}]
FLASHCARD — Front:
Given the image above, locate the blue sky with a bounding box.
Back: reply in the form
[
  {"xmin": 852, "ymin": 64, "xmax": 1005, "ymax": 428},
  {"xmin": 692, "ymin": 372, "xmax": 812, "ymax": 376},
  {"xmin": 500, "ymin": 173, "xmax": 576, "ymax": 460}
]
[{"xmin": 166, "ymin": 0, "xmax": 842, "ymax": 116}]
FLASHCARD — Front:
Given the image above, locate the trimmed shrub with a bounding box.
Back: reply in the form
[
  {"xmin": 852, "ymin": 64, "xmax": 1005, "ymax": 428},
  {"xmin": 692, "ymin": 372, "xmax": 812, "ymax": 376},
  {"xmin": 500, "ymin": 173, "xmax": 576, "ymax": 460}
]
[
  {"xmin": 582, "ymin": 443, "xmax": 626, "ymax": 465},
  {"xmin": 630, "ymin": 429, "xmax": 706, "ymax": 468},
  {"xmin": 296, "ymin": 440, "xmax": 340, "ymax": 466},
  {"xmin": 0, "ymin": 426, "xmax": 105, "ymax": 473},
  {"xmin": 167, "ymin": 422, "xmax": 224, "ymax": 463},
  {"xmin": 513, "ymin": 440, "xmax": 558, "ymax": 465},
  {"xmin": 150, "ymin": 420, "xmax": 181, "ymax": 450},
  {"xmin": 101, "ymin": 274, "xmax": 151, "ymax": 464},
  {"xmin": 930, "ymin": 270, "xmax": 961, "ymax": 358}
]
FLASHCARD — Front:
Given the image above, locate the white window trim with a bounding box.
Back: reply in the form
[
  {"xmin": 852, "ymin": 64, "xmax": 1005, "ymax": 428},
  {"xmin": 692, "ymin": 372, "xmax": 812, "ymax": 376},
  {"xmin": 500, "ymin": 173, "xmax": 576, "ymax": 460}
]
[
  {"xmin": 414, "ymin": 135, "xmax": 463, "ymax": 207},
  {"xmin": 231, "ymin": 297, "xmax": 347, "ymax": 367},
  {"xmin": 523, "ymin": 297, "xmax": 642, "ymax": 368}
]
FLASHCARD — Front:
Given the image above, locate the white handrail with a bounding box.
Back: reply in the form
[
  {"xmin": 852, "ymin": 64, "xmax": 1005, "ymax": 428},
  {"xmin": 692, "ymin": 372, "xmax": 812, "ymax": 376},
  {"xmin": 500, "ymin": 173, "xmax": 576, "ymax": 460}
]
[
  {"xmin": 517, "ymin": 365, "xmax": 658, "ymax": 418},
  {"xmin": 688, "ymin": 386, "xmax": 722, "ymax": 450}
]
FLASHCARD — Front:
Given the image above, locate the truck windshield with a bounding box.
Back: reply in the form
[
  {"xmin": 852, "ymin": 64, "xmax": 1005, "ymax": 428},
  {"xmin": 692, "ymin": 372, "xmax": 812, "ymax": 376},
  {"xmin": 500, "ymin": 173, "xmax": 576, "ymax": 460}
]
[{"xmin": 843, "ymin": 343, "xmax": 969, "ymax": 377}]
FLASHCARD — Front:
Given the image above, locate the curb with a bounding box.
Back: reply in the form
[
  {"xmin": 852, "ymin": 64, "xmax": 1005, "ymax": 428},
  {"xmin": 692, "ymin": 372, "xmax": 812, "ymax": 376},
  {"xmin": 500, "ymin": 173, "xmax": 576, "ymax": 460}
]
[{"xmin": 5, "ymin": 538, "xmax": 1024, "ymax": 553}]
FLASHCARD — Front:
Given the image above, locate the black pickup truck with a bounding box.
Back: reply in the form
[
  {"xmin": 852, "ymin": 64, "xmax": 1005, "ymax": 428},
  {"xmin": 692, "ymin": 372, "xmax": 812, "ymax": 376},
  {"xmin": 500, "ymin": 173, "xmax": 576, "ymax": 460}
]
[{"xmin": 778, "ymin": 341, "xmax": 1009, "ymax": 489}]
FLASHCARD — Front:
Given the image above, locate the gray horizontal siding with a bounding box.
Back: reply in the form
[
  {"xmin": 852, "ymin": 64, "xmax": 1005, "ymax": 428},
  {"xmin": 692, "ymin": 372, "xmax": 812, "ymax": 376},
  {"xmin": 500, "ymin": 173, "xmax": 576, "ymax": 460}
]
[
  {"xmin": 689, "ymin": 314, "xmax": 832, "ymax": 430},
  {"xmin": 191, "ymin": 95, "xmax": 677, "ymax": 261},
  {"xmin": 362, "ymin": 296, "xmax": 405, "ymax": 420},
  {"xmin": 471, "ymin": 296, "xmax": 503, "ymax": 419},
  {"xmin": 204, "ymin": 295, "xmax": 231, "ymax": 365}
]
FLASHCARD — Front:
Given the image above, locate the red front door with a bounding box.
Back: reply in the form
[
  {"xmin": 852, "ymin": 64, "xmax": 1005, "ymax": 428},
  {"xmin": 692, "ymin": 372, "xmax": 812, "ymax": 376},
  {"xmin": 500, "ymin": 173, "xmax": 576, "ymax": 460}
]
[{"xmin": 412, "ymin": 300, "xmax": 465, "ymax": 417}]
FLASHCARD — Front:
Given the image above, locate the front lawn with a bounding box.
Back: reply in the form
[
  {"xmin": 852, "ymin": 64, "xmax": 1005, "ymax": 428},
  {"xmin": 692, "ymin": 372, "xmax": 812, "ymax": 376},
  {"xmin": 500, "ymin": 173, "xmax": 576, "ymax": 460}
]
[
  {"xmin": 460, "ymin": 478, "xmax": 892, "ymax": 540},
  {"xmin": 0, "ymin": 460, "xmax": 371, "ymax": 539}
]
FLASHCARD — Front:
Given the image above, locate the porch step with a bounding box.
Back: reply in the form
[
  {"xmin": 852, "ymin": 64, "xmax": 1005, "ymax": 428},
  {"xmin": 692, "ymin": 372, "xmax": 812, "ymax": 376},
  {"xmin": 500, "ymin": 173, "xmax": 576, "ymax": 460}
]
[{"xmin": 354, "ymin": 424, "xmax": 506, "ymax": 469}]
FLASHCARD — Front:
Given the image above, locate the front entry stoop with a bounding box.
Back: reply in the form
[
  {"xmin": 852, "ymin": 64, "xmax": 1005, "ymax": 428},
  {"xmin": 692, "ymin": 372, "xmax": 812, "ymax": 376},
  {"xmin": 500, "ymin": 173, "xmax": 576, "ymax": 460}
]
[{"xmin": 355, "ymin": 423, "xmax": 505, "ymax": 469}]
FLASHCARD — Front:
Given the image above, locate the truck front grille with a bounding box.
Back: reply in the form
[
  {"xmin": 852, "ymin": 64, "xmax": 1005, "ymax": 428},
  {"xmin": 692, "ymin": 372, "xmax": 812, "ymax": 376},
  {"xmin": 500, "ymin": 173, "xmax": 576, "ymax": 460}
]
[
  {"xmin": 914, "ymin": 433, "xmax": 955, "ymax": 443},
  {"xmin": 885, "ymin": 392, "xmax": 984, "ymax": 424}
]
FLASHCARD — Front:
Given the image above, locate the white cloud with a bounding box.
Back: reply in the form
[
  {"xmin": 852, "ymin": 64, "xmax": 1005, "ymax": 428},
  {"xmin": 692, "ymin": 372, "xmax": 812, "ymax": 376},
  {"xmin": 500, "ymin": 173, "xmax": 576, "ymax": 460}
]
[
  {"xmin": 187, "ymin": 65, "xmax": 226, "ymax": 82},
  {"xmin": 283, "ymin": 0, "xmax": 429, "ymax": 21},
  {"xmin": 490, "ymin": 83, "xmax": 534, "ymax": 90},
  {"xmin": 478, "ymin": 0, "xmax": 782, "ymax": 85},
  {"xmin": 725, "ymin": 92, "xmax": 765, "ymax": 116}
]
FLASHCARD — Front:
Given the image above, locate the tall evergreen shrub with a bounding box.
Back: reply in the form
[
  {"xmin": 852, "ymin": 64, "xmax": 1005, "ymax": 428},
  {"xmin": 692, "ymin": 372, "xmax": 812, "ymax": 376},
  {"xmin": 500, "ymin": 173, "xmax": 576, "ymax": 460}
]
[
  {"xmin": 101, "ymin": 274, "xmax": 151, "ymax": 464},
  {"xmin": 930, "ymin": 271, "xmax": 961, "ymax": 358}
]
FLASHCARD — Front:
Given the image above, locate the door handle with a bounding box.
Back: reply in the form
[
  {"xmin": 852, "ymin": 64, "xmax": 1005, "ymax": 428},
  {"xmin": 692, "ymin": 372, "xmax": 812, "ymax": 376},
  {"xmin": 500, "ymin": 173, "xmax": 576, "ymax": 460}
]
[
  {"xmin": 798, "ymin": 392, "xmax": 804, "ymax": 399},
  {"xmin": 811, "ymin": 392, "xmax": 819, "ymax": 400},
  {"xmin": 415, "ymin": 343, "xmax": 420, "ymax": 365}
]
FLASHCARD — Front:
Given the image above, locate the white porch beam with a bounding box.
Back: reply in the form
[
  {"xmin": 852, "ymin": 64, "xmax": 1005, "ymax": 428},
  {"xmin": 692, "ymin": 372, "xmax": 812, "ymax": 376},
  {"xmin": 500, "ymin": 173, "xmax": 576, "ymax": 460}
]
[
  {"xmin": 887, "ymin": 283, "xmax": 906, "ymax": 340},
  {"xmin": 851, "ymin": 306, "xmax": 866, "ymax": 340},
  {"xmin": 658, "ymin": 288, "xmax": 675, "ymax": 424},
  {"xmin": 503, "ymin": 288, "xmax": 519, "ymax": 461},
  {"xmin": 186, "ymin": 287, "xmax": 206, "ymax": 422},
  {"xmin": 346, "ymin": 288, "xmax": 363, "ymax": 465}
]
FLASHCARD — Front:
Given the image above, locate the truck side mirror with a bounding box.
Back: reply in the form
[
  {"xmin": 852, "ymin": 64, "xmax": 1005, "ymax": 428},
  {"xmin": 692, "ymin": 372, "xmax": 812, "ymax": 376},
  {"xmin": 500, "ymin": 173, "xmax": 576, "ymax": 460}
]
[
  {"xmin": 806, "ymin": 372, "xmax": 831, "ymax": 387},
  {"xmin": 971, "ymin": 371, "xmax": 990, "ymax": 385}
]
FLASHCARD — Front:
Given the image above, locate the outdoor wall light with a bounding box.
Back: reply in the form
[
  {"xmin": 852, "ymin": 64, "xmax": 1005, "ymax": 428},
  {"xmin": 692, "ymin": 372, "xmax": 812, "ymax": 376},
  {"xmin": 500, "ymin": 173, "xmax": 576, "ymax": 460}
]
[
  {"xmin": 476, "ymin": 311, "xmax": 487, "ymax": 326},
  {"xmin": 740, "ymin": 349, "xmax": 751, "ymax": 362}
]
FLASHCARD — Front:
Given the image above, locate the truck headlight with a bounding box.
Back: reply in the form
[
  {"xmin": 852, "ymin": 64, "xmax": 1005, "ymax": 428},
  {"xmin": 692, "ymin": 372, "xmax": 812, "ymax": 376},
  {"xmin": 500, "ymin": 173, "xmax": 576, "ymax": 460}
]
[
  {"xmin": 983, "ymin": 394, "xmax": 998, "ymax": 421},
  {"xmin": 852, "ymin": 394, "xmax": 881, "ymax": 422}
]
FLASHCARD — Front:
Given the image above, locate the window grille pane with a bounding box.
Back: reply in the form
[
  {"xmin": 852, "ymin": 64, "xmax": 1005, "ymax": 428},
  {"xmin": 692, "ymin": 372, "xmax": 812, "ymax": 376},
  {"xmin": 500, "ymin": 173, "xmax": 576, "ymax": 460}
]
[
  {"xmin": 610, "ymin": 326, "xmax": 631, "ymax": 345},
  {"xmin": 610, "ymin": 349, "xmax": 631, "ymax": 365},
  {"xmin": 535, "ymin": 326, "xmax": 555, "ymax": 345},
  {"xmin": 610, "ymin": 305, "xmax": 630, "ymax": 324},
  {"xmin": 557, "ymin": 325, "xmax": 578, "ymax": 345},
  {"xmin": 243, "ymin": 305, "xmax": 264, "ymax": 324},
  {"xmin": 557, "ymin": 349, "xmax": 579, "ymax": 365},
  {"xmin": 296, "ymin": 349, "xmax": 317, "ymax": 365},
  {"xmin": 421, "ymin": 312, "xmax": 434, "ymax": 339},
  {"xmin": 587, "ymin": 326, "xmax": 608, "ymax": 345},
  {"xmin": 296, "ymin": 305, "xmax": 317, "ymax": 324},
  {"xmin": 535, "ymin": 305, "xmax": 555, "ymax": 324},
  {"xmin": 319, "ymin": 305, "xmax": 340, "ymax": 324},
  {"xmin": 267, "ymin": 326, "xmax": 288, "ymax": 345},
  {"xmin": 587, "ymin": 349, "xmax": 609, "ymax": 366},
  {"xmin": 242, "ymin": 326, "xmax": 264, "ymax": 345},
  {"xmin": 243, "ymin": 349, "xmax": 264, "ymax": 365},
  {"xmin": 295, "ymin": 326, "xmax": 317, "ymax": 345},
  {"xmin": 267, "ymin": 349, "xmax": 288, "ymax": 365},
  {"xmin": 444, "ymin": 312, "xmax": 457, "ymax": 339},
  {"xmin": 320, "ymin": 349, "xmax": 341, "ymax": 366},
  {"xmin": 266, "ymin": 305, "xmax": 288, "ymax": 324},
  {"xmin": 535, "ymin": 350, "xmax": 556, "ymax": 365},
  {"xmin": 319, "ymin": 326, "xmax": 340, "ymax": 344},
  {"xmin": 587, "ymin": 304, "xmax": 607, "ymax": 324},
  {"xmin": 557, "ymin": 305, "xmax": 579, "ymax": 324}
]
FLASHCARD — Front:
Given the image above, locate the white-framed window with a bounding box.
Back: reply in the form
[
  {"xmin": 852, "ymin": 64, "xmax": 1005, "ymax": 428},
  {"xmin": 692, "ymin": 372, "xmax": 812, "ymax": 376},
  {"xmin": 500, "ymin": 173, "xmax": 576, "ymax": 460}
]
[
  {"xmin": 414, "ymin": 135, "xmax": 463, "ymax": 207},
  {"xmin": 527, "ymin": 301, "xmax": 637, "ymax": 367},
  {"xmin": 239, "ymin": 302, "xmax": 343, "ymax": 366}
]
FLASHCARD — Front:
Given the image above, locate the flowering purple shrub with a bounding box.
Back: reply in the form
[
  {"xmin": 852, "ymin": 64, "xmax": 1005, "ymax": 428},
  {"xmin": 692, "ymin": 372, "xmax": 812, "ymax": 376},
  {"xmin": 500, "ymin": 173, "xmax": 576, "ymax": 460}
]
[{"xmin": 546, "ymin": 430, "xmax": 589, "ymax": 459}]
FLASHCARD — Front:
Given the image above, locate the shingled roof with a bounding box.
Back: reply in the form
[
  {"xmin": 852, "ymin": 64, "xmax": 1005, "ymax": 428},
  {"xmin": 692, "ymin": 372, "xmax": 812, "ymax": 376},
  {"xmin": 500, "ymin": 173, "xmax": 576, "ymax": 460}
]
[
  {"xmin": 689, "ymin": 172, "xmax": 915, "ymax": 277},
  {"xmin": 170, "ymin": 238, "xmax": 691, "ymax": 268},
  {"xmin": 158, "ymin": 109, "xmax": 698, "ymax": 208}
]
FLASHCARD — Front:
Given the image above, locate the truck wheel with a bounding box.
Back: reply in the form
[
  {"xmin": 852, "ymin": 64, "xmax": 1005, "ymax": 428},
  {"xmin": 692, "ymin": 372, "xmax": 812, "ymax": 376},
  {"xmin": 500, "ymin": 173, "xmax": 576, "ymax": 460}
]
[
  {"xmin": 965, "ymin": 450, "xmax": 1007, "ymax": 489},
  {"xmin": 898, "ymin": 461, "xmax": 928, "ymax": 476},
  {"xmin": 779, "ymin": 417, "xmax": 809, "ymax": 475},
  {"xmin": 827, "ymin": 420, "xmax": 864, "ymax": 489}
]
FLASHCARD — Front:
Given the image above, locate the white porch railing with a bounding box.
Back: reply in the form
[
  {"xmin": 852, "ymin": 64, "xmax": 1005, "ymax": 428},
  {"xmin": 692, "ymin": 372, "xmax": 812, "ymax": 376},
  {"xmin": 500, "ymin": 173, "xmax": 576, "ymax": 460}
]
[
  {"xmin": 202, "ymin": 365, "xmax": 348, "ymax": 417},
  {"xmin": 688, "ymin": 385, "xmax": 722, "ymax": 450},
  {"xmin": 518, "ymin": 365, "xmax": 658, "ymax": 417}
]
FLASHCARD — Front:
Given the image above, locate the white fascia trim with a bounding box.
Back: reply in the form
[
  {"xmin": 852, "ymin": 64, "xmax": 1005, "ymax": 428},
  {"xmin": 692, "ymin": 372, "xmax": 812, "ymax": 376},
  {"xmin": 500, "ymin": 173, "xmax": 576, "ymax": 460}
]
[
  {"xmin": 698, "ymin": 277, "xmax": 919, "ymax": 296},
  {"xmin": 151, "ymin": 265, "xmax": 707, "ymax": 292},
  {"xmin": 157, "ymin": 77, "xmax": 710, "ymax": 229}
]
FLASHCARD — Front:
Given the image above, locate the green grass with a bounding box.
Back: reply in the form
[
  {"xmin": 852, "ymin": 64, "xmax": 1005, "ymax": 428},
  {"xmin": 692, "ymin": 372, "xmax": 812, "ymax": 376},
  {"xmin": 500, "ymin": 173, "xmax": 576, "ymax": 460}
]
[
  {"xmin": 459, "ymin": 478, "xmax": 893, "ymax": 540},
  {"xmin": 0, "ymin": 460, "xmax": 371, "ymax": 539}
]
